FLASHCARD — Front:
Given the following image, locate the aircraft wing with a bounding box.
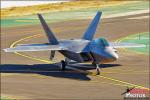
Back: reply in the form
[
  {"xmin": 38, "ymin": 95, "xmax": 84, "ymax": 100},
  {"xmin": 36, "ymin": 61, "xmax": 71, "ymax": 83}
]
[
  {"xmin": 4, "ymin": 43, "xmax": 67, "ymax": 52},
  {"xmin": 110, "ymin": 42, "xmax": 146, "ymax": 48}
]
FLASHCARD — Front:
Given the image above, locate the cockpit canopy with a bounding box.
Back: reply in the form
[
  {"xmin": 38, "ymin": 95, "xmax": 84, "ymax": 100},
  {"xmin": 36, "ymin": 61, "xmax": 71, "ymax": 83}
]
[{"xmin": 95, "ymin": 38, "xmax": 110, "ymax": 47}]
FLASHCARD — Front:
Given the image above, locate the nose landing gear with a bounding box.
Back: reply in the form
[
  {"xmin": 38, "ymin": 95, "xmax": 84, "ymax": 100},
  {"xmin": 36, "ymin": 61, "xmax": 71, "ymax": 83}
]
[
  {"xmin": 96, "ymin": 64, "xmax": 100, "ymax": 75},
  {"xmin": 92, "ymin": 62, "xmax": 101, "ymax": 75}
]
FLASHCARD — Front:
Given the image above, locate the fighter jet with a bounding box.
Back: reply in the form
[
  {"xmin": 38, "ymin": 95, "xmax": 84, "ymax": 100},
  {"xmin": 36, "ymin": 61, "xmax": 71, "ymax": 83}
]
[{"xmin": 4, "ymin": 11, "xmax": 144, "ymax": 75}]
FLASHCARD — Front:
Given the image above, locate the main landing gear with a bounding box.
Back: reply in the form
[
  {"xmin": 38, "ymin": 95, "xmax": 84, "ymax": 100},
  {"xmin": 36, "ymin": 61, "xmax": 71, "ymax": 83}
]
[
  {"xmin": 60, "ymin": 60, "xmax": 66, "ymax": 71},
  {"xmin": 60, "ymin": 58, "xmax": 70, "ymax": 71},
  {"xmin": 60, "ymin": 59, "xmax": 101, "ymax": 75}
]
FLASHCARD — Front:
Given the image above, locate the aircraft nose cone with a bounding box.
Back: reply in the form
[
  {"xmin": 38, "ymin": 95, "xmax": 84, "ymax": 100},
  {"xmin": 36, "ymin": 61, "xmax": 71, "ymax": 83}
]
[{"xmin": 105, "ymin": 47, "xmax": 119, "ymax": 61}]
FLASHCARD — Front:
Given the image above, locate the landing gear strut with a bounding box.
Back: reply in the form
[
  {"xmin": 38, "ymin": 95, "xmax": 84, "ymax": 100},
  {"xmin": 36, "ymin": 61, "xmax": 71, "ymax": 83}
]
[
  {"xmin": 92, "ymin": 62, "xmax": 101, "ymax": 75},
  {"xmin": 60, "ymin": 58, "xmax": 70, "ymax": 71},
  {"xmin": 96, "ymin": 64, "xmax": 100, "ymax": 75},
  {"xmin": 60, "ymin": 60, "xmax": 66, "ymax": 71}
]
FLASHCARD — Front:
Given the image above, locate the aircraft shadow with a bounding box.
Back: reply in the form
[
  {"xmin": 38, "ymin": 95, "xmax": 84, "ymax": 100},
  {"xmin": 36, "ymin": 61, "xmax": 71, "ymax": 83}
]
[
  {"xmin": 0, "ymin": 63, "xmax": 121, "ymax": 81},
  {"xmin": 70, "ymin": 63, "xmax": 121, "ymax": 71}
]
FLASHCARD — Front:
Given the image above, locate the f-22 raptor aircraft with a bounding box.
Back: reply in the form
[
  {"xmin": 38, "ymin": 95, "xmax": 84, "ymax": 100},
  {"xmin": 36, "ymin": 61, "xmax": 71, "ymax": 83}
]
[{"xmin": 4, "ymin": 11, "xmax": 144, "ymax": 75}]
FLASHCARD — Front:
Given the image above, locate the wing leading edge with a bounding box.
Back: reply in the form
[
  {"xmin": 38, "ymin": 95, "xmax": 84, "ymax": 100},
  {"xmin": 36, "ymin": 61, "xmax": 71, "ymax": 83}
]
[{"xmin": 4, "ymin": 44, "xmax": 67, "ymax": 52}]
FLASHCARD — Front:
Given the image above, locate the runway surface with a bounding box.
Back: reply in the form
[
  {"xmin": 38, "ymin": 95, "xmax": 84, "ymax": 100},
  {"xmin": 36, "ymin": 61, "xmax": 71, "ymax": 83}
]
[{"xmin": 1, "ymin": 12, "xmax": 149, "ymax": 99}]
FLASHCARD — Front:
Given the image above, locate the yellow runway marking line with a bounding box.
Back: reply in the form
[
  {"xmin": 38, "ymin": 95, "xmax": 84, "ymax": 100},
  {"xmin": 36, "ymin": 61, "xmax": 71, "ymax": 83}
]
[
  {"xmin": 83, "ymin": 70, "xmax": 149, "ymax": 90},
  {"xmin": 101, "ymin": 71, "xmax": 148, "ymax": 74},
  {"xmin": 14, "ymin": 52, "xmax": 51, "ymax": 63},
  {"xmin": 10, "ymin": 34, "xmax": 41, "ymax": 48},
  {"xmin": 72, "ymin": 68, "xmax": 150, "ymax": 90},
  {"xmin": 103, "ymin": 68, "xmax": 148, "ymax": 73},
  {"xmin": 86, "ymin": 71, "xmax": 149, "ymax": 90},
  {"xmin": 9, "ymin": 34, "xmax": 150, "ymax": 91},
  {"xmin": 10, "ymin": 34, "xmax": 52, "ymax": 63},
  {"xmin": 90, "ymin": 81, "xmax": 130, "ymax": 87},
  {"xmin": 96, "ymin": 75, "xmax": 150, "ymax": 90}
]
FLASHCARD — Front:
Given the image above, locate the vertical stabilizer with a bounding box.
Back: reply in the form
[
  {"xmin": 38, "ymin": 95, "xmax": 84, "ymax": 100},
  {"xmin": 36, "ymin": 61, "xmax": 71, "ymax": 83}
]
[
  {"xmin": 82, "ymin": 11, "xmax": 102, "ymax": 40},
  {"xmin": 38, "ymin": 14, "xmax": 59, "ymax": 45}
]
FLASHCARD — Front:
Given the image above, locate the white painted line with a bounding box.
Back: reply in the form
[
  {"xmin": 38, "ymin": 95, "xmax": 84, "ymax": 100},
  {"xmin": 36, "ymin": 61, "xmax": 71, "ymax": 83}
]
[
  {"xmin": 103, "ymin": 9, "xmax": 149, "ymax": 19},
  {"xmin": 128, "ymin": 15, "xmax": 149, "ymax": 19}
]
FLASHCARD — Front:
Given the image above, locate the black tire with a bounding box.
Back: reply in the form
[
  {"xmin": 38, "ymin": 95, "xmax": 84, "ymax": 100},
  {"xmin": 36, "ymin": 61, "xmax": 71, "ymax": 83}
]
[{"xmin": 61, "ymin": 60, "xmax": 66, "ymax": 71}]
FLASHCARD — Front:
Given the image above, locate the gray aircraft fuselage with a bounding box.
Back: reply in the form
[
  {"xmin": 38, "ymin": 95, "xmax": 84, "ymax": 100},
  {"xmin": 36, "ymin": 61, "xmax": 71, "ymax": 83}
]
[{"xmin": 58, "ymin": 38, "xmax": 118, "ymax": 64}]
